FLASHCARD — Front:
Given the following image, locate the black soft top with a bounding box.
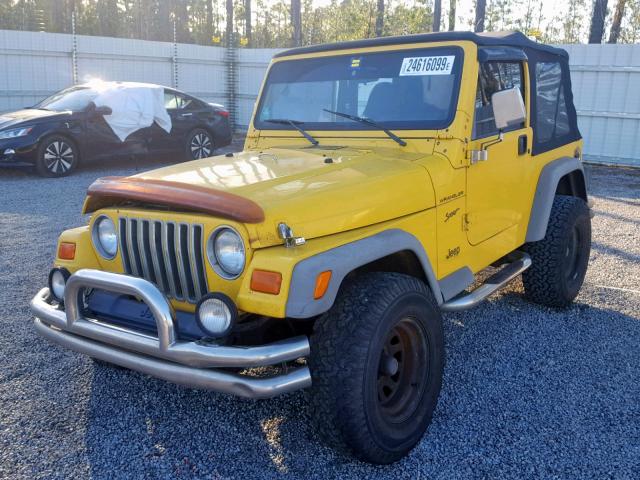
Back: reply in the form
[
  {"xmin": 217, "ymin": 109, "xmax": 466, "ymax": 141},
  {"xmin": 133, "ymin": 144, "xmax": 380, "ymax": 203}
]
[
  {"xmin": 272, "ymin": 31, "xmax": 580, "ymax": 156},
  {"xmin": 274, "ymin": 31, "xmax": 568, "ymax": 59}
]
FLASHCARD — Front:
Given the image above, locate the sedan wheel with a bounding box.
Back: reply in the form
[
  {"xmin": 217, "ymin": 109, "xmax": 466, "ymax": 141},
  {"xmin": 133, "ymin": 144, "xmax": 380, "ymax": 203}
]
[
  {"xmin": 36, "ymin": 137, "xmax": 78, "ymax": 177},
  {"xmin": 187, "ymin": 129, "xmax": 213, "ymax": 160}
]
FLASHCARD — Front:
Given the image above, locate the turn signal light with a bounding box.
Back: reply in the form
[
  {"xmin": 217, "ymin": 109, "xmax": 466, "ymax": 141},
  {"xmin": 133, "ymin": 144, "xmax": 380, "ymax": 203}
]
[
  {"xmin": 58, "ymin": 242, "xmax": 76, "ymax": 260},
  {"xmin": 314, "ymin": 271, "xmax": 332, "ymax": 299},
  {"xmin": 251, "ymin": 270, "xmax": 282, "ymax": 295}
]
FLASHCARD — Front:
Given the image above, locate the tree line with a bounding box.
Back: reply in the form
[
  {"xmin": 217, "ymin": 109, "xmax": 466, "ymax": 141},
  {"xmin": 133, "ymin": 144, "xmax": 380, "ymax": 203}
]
[{"xmin": 0, "ymin": 0, "xmax": 638, "ymax": 47}]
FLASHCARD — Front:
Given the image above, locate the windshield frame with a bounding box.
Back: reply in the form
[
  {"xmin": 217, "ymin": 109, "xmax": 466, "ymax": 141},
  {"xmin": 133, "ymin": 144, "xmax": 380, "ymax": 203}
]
[
  {"xmin": 34, "ymin": 86, "xmax": 98, "ymax": 112},
  {"xmin": 254, "ymin": 45, "xmax": 464, "ymax": 133}
]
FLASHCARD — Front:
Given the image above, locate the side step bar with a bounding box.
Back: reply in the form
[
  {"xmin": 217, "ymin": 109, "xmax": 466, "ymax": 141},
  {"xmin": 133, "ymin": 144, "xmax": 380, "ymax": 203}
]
[{"xmin": 441, "ymin": 252, "xmax": 532, "ymax": 312}]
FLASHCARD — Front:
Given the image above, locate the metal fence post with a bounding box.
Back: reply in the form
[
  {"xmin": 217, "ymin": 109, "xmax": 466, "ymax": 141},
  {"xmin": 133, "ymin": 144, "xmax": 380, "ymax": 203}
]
[
  {"xmin": 172, "ymin": 20, "xmax": 179, "ymax": 88},
  {"xmin": 225, "ymin": 36, "xmax": 238, "ymax": 132},
  {"xmin": 71, "ymin": 11, "xmax": 78, "ymax": 84}
]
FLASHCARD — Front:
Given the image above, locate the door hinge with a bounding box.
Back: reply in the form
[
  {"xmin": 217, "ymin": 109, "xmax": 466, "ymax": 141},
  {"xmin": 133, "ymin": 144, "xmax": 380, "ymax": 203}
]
[
  {"xmin": 462, "ymin": 213, "xmax": 470, "ymax": 231},
  {"xmin": 468, "ymin": 149, "xmax": 488, "ymax": 164}
]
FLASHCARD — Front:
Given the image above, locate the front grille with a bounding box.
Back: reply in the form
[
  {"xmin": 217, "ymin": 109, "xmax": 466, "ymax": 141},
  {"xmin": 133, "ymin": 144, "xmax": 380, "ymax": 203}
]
[{"xmin": 119, "ymin": 217, "xmax": 208, "ymax": 303}]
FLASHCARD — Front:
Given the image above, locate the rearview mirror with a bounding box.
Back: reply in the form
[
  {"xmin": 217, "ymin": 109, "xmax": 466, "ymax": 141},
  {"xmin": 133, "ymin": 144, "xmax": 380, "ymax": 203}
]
[{"xmin": 491, "ymin": 88, "xmax": 525, "ymax": 130}]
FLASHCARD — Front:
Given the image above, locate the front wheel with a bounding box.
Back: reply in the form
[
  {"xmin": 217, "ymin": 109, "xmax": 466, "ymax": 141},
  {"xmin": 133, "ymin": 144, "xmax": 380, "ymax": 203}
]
[
  {"xmin": 35, "ymin": 136, "xmax": 79, "ymax": 177},
  {"xmin": 185, "ymin": 128, "xmax": 214, "ymax": 160},
  {"xmin": 308, "ymin": 272, "xmax": 444, "ymax": 464}
]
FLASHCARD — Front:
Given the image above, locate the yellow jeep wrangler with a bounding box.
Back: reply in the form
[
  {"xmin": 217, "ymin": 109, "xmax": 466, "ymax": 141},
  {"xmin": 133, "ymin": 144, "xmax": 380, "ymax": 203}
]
[{"xmin": 31, "ymin": 32, "xmax": 591, "ymax": 463}]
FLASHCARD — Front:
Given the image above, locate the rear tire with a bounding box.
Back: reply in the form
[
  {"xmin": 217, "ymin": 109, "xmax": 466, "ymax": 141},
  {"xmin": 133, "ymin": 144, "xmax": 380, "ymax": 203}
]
[
  {"xmin": 35, "ymin": 135, "xmax": 79, "ymax": 177},
  {"xmin": 308, "ymin": 272, "xmax": 444, "ymax": 464},
  {"xmin": 523, "ymin": 195, "xmax": 591, "ymax": 308},
  {"xmin": 185, "ymin": 128, "xmax": 214, "ymax": 160}
]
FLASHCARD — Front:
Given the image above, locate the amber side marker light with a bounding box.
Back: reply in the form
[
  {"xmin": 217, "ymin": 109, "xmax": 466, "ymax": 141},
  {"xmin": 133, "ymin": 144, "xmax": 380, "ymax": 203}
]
[
  {"xmin": 251, "ymin": 270, "xmax": 282, "ymax": 295},
  {"xmin": 58, "ymin": 242, "xmax": 76, "ymax": 260},
  {"xmin": 314, "ymin": 271, "xmax": 332, "ymax": 300}
]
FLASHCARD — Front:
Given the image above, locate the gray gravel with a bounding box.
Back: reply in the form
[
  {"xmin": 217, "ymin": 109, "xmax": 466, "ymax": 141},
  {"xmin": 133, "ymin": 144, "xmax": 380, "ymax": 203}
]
[{"xmin": 0, "ymin": 151, "xmax": 638, "ymax": 479}]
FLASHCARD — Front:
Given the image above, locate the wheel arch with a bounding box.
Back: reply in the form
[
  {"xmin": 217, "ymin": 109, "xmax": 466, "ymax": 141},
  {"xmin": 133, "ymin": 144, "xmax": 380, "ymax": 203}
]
[
  {"xmin": 285, "ymin": 229, "xmax": 449, "ymax": 319},
  {"xmin": 37, "ymin": 131, "xmax": 81, "ymax": 155},
  {"xmin": 525, "ymin": 156, "xmax": 588, "ymax": 242},
  {"xmin": 190, "ymin": 125, "xmax": 216, "ymax": 143}
]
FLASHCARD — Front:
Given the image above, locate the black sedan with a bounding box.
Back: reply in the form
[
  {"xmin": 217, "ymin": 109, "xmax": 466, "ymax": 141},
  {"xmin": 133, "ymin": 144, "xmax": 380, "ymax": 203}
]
[{"xmin": 0, "ymin": 82, "xmax": 232, "ymax": 177}]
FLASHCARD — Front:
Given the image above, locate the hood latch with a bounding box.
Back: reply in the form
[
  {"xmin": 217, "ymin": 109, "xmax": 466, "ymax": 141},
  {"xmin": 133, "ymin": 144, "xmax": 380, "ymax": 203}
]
[{"xmin": 278, "ymin": 222, "xmax": 306, "ymax": 248}]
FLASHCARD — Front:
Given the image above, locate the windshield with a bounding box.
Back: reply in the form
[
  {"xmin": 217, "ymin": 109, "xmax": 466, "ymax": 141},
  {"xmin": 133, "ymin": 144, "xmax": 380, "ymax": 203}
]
[
  {"xmin": 36, "ymin": 87, "xmax": 99, "ymax": 112},
  {"xmin": 255, "ymin": 46, "xmax": 463, "ymax": 131}
]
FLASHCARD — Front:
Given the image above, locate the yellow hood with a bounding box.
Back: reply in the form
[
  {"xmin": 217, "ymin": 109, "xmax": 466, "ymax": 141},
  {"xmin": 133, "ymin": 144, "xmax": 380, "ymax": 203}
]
[{"xmin": 133, "ymin": 147, "xmax": 436, "ymax": 247}]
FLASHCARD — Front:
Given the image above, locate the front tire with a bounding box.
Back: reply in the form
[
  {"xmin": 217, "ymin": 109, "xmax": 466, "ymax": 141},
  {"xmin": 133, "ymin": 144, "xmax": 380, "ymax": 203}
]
[
  {"xmin": 35, "ymin": 136, "xmax": 78, "ymax": 177},
  {"xmin": 523, "ymin": 195, "xmax": 591, "ymax": 308},
  {"xmin": 308, "ymin": 272, "xmax": 444, "ymax": 464},
  {"xmin": 185, "ymin": 128, "xmax": 214, "ymax": 160}
]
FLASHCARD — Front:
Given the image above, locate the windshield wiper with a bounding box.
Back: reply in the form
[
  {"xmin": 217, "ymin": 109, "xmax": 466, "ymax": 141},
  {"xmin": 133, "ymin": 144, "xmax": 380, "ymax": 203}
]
[
  {"xmin": 264, "ymin": 118, "xmax": 319, "ymax": 146},
  {"xmin": 323, "ymin": 109, "xmax": 406, "ymax": 147}
]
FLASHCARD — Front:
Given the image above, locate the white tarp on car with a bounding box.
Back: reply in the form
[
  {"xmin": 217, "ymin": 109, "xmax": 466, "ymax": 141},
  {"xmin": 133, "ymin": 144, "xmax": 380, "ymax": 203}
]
[{"xmin": 92, "ymin": 82, "xmax": 172, "ymax": 142}]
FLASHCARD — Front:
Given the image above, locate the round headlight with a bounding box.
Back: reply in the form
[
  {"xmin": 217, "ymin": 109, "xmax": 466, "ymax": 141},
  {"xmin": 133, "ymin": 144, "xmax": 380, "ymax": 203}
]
[
  {"xmin": 207, "ymin": 227, "xmax": 245, "ymax": 278},
  {"xmin": 196, "ymin": 293, "xmax": 237, "ymax": 338},
  {"xmin": 48, "ymin": 268, "xmax": 70, "ymax": 302},
  {"xmin": 92, "ymin": 215, "xmax": 117, "ymax": 259}
]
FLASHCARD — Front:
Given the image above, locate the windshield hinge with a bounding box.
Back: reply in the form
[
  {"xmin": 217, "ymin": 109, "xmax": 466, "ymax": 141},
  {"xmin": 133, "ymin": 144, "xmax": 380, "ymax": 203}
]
[
  {"xmin": 278, "ymin": 222, "xmax": 306, "ymax": 248},
  {"xmin": 462, "ymin": 214, "xmax": 470, "ymax": 231}
]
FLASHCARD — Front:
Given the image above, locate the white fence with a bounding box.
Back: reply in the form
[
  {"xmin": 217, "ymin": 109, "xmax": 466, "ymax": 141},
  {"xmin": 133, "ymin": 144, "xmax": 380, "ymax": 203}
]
[
  {"xmin": 1, "ymin": 29, "xmax": 638, "ymax": 167},
  {"xmin": 562, "ymin": 44, "xmax": 640, "ymax": 167}
]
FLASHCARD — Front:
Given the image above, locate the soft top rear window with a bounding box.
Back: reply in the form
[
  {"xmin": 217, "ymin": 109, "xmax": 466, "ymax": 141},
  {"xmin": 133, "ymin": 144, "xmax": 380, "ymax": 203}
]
[{"xmin": 255, "ymin": 46, "xmax": 463, "ymax": 131}]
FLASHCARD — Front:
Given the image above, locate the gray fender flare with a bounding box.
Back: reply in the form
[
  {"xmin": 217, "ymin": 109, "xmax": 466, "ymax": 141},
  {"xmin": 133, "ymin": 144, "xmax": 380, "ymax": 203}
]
[
  {"xmin": 526, "ymin": 156, "xmax": 586, "ymax": 242},
  {"xmin": 285, "ymin": 229, "xmax": 445, "ymax": 319}
]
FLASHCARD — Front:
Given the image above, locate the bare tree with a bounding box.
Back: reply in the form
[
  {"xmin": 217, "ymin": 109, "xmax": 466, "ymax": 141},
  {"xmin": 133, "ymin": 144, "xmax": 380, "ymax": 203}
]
[
  {"xmin": 433, "ymin": 0, "xmax": 441, "ymax": 31},
  {"xmin": 206, "ymin": 0, "xmax": 214, "ymax": 41},
  {"xmin": 475, "ymin": 0, "xmax": 486, "ymax": 31},
  {"xmin": 588, "ymin": 0, "xmax": 608, "ymax": 43},
  {"xmin": 608, "ymin": 0, "xmax": 626, "ymax": 42},
  {"xmin": 291, "ymin": 0, "xmax": 301, "ymax": 46},
  {"xmin": 375, "ymin": 0, "xmax": 384, "ymax": 37},
  {"xmin": 448, "ymin": 0, "xmax": 456, "ymax": 30},
  {"xmin": 226, "ymin": 0, "xmax": 234, "ymax": 45},
  {"xmin": 245, "ymin": 0, "xmax": 252, "ymax": 45}
]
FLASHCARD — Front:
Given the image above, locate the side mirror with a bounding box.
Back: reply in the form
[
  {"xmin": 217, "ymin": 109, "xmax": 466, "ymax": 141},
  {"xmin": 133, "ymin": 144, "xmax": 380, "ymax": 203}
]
[
  {"xmin": 94, "ymin": 105, "xmax": 112, "ymax": 116},
  {"xmin": 491, "ymin": 87, "xmax": 526, "ymax": 130}
]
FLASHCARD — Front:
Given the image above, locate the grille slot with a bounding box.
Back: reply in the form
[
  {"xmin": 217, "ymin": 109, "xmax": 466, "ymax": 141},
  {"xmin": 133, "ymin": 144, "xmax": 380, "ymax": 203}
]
[{"xmin": 119, "ymin": 218, "xmax": 208, "ymax": 303}]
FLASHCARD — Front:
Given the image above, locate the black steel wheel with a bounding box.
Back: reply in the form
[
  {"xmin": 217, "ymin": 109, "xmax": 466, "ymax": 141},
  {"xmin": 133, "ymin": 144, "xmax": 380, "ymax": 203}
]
[
  {"xmin": 309, "ymin": 272, "xmax": 444, "ymax": 464},
  {"xmin": 36, "ymin": 136, "xmax": 78, "ymax": 177},
  {"xmin": 376, "ymin": 317, "xmax": 429, "ymax": 424},
  {"xmin": 564, "ymin": 225, "xmax": 582, "ymax": 282},
  {"xmin": 186, "ymin": 128, "xmax": 214, "ymax": 160}
]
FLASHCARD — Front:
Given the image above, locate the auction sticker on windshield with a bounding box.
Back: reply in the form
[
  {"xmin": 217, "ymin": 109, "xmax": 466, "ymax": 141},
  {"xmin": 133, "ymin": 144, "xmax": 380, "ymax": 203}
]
[{"xmin": 399, "ymin": 56, "xmax": 455, "ymax": 76}]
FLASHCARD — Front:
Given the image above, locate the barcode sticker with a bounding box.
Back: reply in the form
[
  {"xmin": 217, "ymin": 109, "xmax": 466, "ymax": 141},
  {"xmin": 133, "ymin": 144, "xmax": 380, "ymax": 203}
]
[{"xmin": 399, "ymin": 56, "xmax": 455, "ymax": 76}]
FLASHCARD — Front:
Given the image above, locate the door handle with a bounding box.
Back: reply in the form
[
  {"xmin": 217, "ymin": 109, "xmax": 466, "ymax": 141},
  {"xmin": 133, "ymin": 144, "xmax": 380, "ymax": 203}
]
[
  {"xmin": 180, "ymin": 112, "xmax": 193, "ymax": 117},
  {"xmin": 518, "ymin": 134, "xmax": 528, "ymax": 155}
]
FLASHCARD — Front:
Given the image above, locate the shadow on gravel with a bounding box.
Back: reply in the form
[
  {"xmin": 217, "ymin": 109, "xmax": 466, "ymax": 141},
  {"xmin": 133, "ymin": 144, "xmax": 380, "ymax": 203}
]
[
  {"xmin": 81, "ymin": 295, "xmax": 640, "ymax": 479},
  {"xmin": 593, "ymin": 209, "xmax": 640, "ymax": 226},
  {"xmin": 592, "ymin": 241, "xmax": 640, "ymax": 264}
]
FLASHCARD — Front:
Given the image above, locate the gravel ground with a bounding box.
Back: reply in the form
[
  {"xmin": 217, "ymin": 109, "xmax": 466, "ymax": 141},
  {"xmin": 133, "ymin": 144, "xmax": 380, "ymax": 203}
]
[{"xmin": 0, "ymin": 149, "xmax": 638, "ymax": 479}]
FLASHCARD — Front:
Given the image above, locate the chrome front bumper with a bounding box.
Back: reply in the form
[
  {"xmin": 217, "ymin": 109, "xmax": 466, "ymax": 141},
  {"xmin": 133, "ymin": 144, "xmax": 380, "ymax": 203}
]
[{"xmin": 30, "ymin": 269, "xmax": 311, "ymax": 399}]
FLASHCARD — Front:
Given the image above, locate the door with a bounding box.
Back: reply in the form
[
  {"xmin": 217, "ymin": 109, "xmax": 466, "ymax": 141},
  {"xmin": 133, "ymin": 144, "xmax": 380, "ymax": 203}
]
[
  {"xmin": 150, "ymin": 90, "xmax": 199, "ymax": 153},
  {"xmin": 83, "ymin": 109, "xmax": 149, "ymax": 160},
  {"xmin": 466, "ymin": 60, "xmax": 532, "ymax": 246}
]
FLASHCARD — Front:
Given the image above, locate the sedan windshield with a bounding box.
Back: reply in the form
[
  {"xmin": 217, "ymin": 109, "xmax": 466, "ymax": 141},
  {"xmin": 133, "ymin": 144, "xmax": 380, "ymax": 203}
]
[
  {"xmin": 255, "ymin": 46, "xmax": 462, "ymax": 131},
  {"xmin": 36, "ymin": 87, "xmax": 99, "ymax": 112}
]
